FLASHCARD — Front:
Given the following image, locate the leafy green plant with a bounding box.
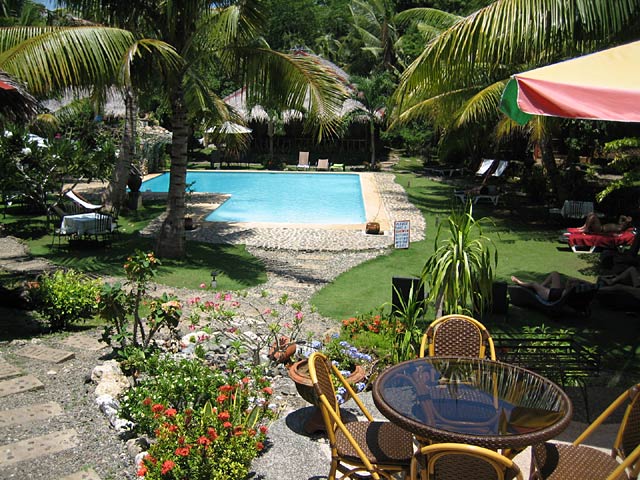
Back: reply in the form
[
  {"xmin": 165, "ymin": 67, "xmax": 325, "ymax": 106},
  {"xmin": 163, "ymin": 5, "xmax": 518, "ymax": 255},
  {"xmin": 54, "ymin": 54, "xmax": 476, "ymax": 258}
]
[
  {"xmin": 120, "ymin": 355, "xmax": 276, "ymax": 480},
  {"xmin": 423, "ymin": 203, "xmax": 497, "ymax": 317},
  {"xmin": 30, "ymin": 269, "xmax": 100, "ymax": 330},
  {"xmin": 98, "ymin": 250, "xmax": 182, "ymax": 349},
  {"xmin": 389, "ymin": 280, "xmax": 428, "ymax": 364}
]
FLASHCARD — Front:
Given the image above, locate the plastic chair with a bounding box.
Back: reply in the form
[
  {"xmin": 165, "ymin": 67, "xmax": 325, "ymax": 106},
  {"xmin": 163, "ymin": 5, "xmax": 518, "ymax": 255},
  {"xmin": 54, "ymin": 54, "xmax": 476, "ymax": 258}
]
[
  {"xmin": 419, "ymin": 314, "xmax": 496, "ymax": 360},
  {"xmin": 531, "ymin": 383, "xmax": 640, "ymax": 480},
  {"xmin": 297, "ymin": 151, "xmax": 310, "ymax": 169},
  {"xmin": 308, "ymin": 352, "xmax": 413, "ymax": 480},
  {"xmin": 317, "ymin": 158, "xmax": 329, "ymax": 170},
  {"xmin": 411, "ymin": 443, "xmax": 523, "ymax": 480}
]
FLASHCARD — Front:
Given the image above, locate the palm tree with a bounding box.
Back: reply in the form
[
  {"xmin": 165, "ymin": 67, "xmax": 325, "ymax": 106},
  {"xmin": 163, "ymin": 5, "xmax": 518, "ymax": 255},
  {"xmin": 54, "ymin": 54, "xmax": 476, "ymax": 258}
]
[
  {"xmin": 390, "ymin": 0, "xmax": 640, "ymax": 198},
  {"xmin": 61, "ymin": 0, "xmax": 347, "ymax": 259}
]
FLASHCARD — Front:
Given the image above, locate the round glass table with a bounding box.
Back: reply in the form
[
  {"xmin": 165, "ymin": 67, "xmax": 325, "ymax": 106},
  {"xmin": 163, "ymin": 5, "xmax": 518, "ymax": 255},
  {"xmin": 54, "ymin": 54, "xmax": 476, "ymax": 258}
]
[{"xmin": 373, "ymin": 356, "xmax": 573, "ymax": 452}]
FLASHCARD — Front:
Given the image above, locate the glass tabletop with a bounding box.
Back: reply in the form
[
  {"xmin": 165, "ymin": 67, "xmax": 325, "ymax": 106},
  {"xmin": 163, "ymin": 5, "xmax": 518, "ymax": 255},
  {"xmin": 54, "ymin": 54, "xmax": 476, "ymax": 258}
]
[{"xmin": 373, "ymin": 356, "xmax": 573, "ymax": 450}]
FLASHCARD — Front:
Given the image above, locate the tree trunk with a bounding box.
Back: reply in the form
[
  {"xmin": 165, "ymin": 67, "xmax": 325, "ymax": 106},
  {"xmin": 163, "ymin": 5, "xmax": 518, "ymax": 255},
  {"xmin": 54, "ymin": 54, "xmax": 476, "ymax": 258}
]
[
  {"xmin": 155, "ymin": 88, "xmax": 188, "ymax": 259},
  {"xmin": 104, "ymin": 87, "xmax": 137, "ymax": 211},
  {"xmin": 369, "ymin": 118, "xmax": 376, "ymax": 168},
  {"xmin": 540, "ymin": 135, "xmax": 567, "ymax": 202}
]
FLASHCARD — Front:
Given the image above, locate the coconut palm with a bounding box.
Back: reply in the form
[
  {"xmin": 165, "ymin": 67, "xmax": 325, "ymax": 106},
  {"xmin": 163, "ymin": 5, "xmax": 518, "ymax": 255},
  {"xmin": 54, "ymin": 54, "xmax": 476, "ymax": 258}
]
[
  {"xmin": 60, "ymin": 0, "xmax": 347, "ymax": 259},
  {"xmin": 390, "ymin": 0, "xmax": 640, "ymax": 198}
]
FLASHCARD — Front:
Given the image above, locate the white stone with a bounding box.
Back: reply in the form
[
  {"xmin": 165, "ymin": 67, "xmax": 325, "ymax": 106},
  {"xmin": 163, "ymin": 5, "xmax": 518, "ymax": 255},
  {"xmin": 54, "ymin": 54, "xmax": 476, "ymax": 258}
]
[{"xmin": 92, "ymin": 360, "xmax": 130, "ymax": 398}]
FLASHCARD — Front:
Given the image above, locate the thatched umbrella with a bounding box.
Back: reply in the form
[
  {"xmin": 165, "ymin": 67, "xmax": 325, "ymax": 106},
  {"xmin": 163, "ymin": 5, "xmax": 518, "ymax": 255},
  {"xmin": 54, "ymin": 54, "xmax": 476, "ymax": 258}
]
[{"xmin": 0, "ymin": 71, "xmax": 39, "ymax": 123}]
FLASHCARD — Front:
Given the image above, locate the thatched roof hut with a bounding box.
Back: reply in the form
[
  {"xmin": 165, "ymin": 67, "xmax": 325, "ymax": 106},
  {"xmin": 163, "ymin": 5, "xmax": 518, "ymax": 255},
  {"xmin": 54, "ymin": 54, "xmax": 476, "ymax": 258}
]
[{"xmin": 0, "ymin": 71, "xmax": 39, "ymax": 123}]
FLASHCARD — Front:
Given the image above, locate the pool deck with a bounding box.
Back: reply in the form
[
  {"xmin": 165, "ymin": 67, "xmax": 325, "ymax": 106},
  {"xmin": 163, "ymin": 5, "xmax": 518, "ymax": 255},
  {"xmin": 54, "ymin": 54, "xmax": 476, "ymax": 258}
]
[{"xmin": 139, "ymin": 172, "xmax": 425, "ymax": 252}]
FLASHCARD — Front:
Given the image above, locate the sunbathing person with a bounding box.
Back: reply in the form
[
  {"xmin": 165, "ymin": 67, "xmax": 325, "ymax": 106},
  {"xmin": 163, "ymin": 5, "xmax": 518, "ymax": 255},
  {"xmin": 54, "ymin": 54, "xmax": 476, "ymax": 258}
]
[
  {"xmin": 577, "ymin": 213, "xmax": 633, "ymax": 234},
  {"xmin": 598, "ymin": 266, "xmax": 640, "ymax": 287},
  {"xmin": 511, "ymin": 272, "xmax": 582, "ymax": 301}
]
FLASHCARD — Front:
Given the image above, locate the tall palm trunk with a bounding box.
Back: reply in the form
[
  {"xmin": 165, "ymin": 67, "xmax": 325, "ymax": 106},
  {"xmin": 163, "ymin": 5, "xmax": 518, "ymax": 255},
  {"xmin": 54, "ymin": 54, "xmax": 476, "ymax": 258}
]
[
  {"xmin": 155, "ymin": 87, "xmax": 188, "ymax": 258},
  {"xmin": 369, "ymin": 118, "xmax": 376, "ymax": 168},
  {"xmin": 105, "ymin": 87, "xmax": 137, "ymax": 210}
]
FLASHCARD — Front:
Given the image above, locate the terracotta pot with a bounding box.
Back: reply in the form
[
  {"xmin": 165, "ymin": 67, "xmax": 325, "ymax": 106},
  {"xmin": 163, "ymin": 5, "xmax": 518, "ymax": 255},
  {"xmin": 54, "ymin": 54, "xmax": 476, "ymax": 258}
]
[
  {"xmin": 287, "ymin": 359, "xmax": 366, "ymax": 406},
  {"xmin": 268, "ymin": 336, "xmax": 297, "ymax": 364},
  {"xmin": 366, "ymin": 222, "xmax": 380, "ymax": 235}
]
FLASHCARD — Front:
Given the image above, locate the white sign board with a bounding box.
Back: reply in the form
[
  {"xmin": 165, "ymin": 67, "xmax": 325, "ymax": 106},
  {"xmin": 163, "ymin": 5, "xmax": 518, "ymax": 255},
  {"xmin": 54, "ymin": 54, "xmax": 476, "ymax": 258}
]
[{"xmin": 394, "ymin": 220, "xmax": 410, "ymax": 249}]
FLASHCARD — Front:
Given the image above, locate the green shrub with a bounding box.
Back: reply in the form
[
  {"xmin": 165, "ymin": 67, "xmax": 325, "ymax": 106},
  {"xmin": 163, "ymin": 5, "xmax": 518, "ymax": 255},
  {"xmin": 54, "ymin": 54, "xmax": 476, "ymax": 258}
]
[
  {"xmin": 122, "ymin": 355, "xmax": 276, "ymax": 480},
  {"xmin": 31, "ymin": 269, "xmax": 100, "ymax": 330}
]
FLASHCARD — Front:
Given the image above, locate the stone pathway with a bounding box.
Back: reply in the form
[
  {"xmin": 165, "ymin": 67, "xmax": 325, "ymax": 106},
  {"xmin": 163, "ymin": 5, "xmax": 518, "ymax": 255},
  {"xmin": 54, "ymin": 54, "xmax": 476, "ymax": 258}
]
[{"xmin": 0, "ymin": 339, "xmax": 110, "ymax": 479}]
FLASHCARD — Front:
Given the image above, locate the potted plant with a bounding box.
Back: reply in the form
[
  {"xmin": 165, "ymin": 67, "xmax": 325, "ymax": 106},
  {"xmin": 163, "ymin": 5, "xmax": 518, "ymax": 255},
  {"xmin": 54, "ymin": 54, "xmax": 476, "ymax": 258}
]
[{"xmin": 422, "ymin": 203, "xmax": 498, "ymax": 317}]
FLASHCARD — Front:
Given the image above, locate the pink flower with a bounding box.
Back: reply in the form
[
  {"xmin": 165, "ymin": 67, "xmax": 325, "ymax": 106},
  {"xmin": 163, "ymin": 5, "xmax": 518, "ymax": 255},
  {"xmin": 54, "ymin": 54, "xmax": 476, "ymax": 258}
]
[
  {"xmin": 295, "ymin": 311, "xmax": 304, "ymax": 320},
  {"xmin": 199, "ymin": 282, "xmax": 206, "ymax": 289},
  {"xmin": 215, "ymin": 292, "xmax": 222, "ymax": 300},
  {"xmin": 224, "ymin": 293, "xmax": 232, "ymax": 301},
  {"xmin": 263, "ymin": 308, "xmax": 272, "ymax": 315},
  {"xmin": 189, "ymin": 324, "xmax": 196, "ymax": 331}
]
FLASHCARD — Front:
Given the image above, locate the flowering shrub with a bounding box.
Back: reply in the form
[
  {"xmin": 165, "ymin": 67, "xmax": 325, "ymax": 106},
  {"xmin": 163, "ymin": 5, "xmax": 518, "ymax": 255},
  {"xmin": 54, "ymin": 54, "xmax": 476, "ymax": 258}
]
[
  {"xmin": 342, "ymin": 310, "xmax": 405, "ymax": 337},
  {"xmin": 121, "ymin": 354, "xmax": 276, "ymax": 479},
  {"xmin": 187, "ymin": 291, "xmax": 308, "ymax": 365}
]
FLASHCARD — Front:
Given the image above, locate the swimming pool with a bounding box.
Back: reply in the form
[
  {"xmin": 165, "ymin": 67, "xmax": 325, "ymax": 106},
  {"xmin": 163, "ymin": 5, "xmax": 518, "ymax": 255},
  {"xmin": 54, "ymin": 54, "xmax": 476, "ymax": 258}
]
[{"xmin": 141, "ymin": 171, "xmax": 366, "ymax": 224}]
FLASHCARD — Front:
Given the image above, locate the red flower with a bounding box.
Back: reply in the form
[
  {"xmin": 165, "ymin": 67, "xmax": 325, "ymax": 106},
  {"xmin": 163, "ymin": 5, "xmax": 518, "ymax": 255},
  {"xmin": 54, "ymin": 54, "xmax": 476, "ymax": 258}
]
[
  {"xmin": 207, "ymin": 427, "xmax": 218, "ymax": 440},
  {"xmin": 178, "ymin": 436, "xmax": 185, "ymax": 445},
  {"xmin": 259, "ymin": 425, "xmax": 268, "ymax": 434},
  {"xmin": 161, "ymin": 460, "xmax": 175, "ymax": 475},
  {"xmin": 217, "ymin": 394, "xmax": 228, "ymax": 403},
  {"xmin": 167, "ymin": 424, "xmax": 178, "ymax": 433},
  {"xmin": 256, "ymin": 441, "xmax": 264, "ymax": 451},
  {"xmin": 262, "ymin": 386, "xmax": 273, "ymax": 395},
  {"xmin": 136, "ymin": 465, "xmax": 147, "ymax": 476},
  {"xmin": 151, "ymin": 403, "xmax": 165, "ymax": 413},
  {"xmin": 164, "ymin": 408, "xmax": 177, "ymax": 417},
  {"xmin": 233, "ymin": 426, "xmax": 243, "ymax": 436},
  {"xmin": 219, "ymin": 384, "xmax": 234, "ymax": 392},
  {"xmin": 175, "ymin": 446, "xmax": 190, "ymax": 457},
  {"xmin": 248, "ymin": 428, "xmax": 256, "ymax": 437},
  {"xmin": 197, "ymin": 436, "xmax": 211, "ymax": 446},
  {"xmin": 223, "ymin": 421, "xmax": 233, "ymax": 429},
  {"xmin": 217, "ymin": 411, "xmax": 230, "ymax": 421},
  {"xmin": 146, "ymin": 456, "xmax": 157, "ymax": 465},
  {"xmin": 242, "ymin": 377, "xmax": 251, "ymax": 384},
  {"xmin": 142, "ymin": 397, "xmax": 152, "ymax": 406}
]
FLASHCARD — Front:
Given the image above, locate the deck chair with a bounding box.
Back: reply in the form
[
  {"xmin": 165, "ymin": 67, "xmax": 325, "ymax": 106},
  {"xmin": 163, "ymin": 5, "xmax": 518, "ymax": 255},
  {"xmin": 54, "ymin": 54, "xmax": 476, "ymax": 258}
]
[
  {"xmin": 297, "ymin": 151, "xmax": 310, "ymax": 170},
  {"xmin": 419, "ymin": 314, "xmax": 496, "ymax": 360},
  {"xmin": 508, "ymin": 283, "xmax": 598, "ymax": 317},
  {"xmin": 475, "ymin": 159, "xmax": 496, "ymax": 176},
  {"xmin": 491, "ymin": 160, "xmax": 509, "ymax": 177},
  {"xmin": 317, "ymin": 158, "xmax": 329, "ymax": 171},
  {"xmin": 549, "ymin": 200, "xmax": 597, "ymax": 220},
  {"xmin": 411, "ymin": 443, "xmax": 523, "ymax": 480},
  {"xmin": 65, "ymin": 190, "xmax": 102, "ymax": 211},
  {"xmin": 565, "ymin": 228, "xmax": 636, "ymax": 254},
  {"xmin": 531, "ymin": 383, "xmax": 640, "ymax": 480},
  {"xmin": 308, "ymin": 352, "xmax": 413, "ymax": 480}
]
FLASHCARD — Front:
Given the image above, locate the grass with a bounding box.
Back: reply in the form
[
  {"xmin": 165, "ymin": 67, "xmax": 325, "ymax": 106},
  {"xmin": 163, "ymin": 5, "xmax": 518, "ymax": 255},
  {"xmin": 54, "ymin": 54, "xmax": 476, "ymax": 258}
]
[{"xmin": 1, "ymin": 201, "xmax": 267, "ymax": 291}]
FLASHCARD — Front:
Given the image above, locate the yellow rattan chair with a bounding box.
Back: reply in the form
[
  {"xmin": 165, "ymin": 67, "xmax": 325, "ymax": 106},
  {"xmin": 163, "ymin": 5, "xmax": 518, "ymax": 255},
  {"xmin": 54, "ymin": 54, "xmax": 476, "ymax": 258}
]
[
  {"xmin": 531, "ymin": 383, "xmax": 640, "ymax": 480},
  {"xmin": 411, "ymin": 443, "xmax": 523, "ymax": 480},
  {"xmin": 419, "ymin": 314, "xmax": 496, "ymax": 360},
  {"xmin": 308, "ymin": 352, "xmax": 414, "ymax": 480}
]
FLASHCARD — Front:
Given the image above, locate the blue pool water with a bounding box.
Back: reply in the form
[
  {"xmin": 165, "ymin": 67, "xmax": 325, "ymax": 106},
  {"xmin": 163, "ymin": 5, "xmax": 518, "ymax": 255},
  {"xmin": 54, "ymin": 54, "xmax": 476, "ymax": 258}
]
[{"xmin": 141, "ymin": 171, "xmax": 366, "ymax": 224}]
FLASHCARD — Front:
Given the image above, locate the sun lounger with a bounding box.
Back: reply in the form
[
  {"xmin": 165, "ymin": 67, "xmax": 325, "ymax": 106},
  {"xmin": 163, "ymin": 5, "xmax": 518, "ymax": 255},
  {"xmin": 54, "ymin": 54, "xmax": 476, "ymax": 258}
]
[
  {"xmin": 316, "ymin": 158, "xmax": 329, "ymax": 171},
  {"xmin": 296, "ymin": 151, "xmax": 310, "ymax": 170},
  {"xmin": 454, "ymin": 185, "xmax": 501, "ymax": 206},
  {"xmin": 65, "ymin": 190, "xmax": 102, "ymax": 211},
  {"xmin": 564, "ymin": 227, "xmax": 636, "ymax": 253},
  {"xmin": 475, "ymin": 159, "xmax": 496, "ymax": 176}
]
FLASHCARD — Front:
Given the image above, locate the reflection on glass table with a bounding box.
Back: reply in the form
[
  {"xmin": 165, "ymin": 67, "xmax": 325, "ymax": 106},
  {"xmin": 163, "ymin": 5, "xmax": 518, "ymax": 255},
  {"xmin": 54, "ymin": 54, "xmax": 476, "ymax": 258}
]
[{"xmin": 373, "ymin": 356, "xmax": 573, "ymax": 456}]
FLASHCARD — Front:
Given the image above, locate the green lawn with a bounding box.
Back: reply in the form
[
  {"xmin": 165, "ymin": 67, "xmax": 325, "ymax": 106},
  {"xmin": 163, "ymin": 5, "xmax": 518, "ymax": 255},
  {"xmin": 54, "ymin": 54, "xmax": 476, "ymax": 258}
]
[{"xmin": 1, "ymin": 201, "xmax": 266, "ymax": 291}]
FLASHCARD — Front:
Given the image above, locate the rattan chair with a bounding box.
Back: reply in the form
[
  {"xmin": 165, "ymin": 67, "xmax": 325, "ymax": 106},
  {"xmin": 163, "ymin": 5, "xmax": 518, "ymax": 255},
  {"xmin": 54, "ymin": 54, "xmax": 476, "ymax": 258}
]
[
  {"xmin": 419, "ymin": 314, "xmax": 496, "ymax": 359},
  {"xmin": 531, "ymin": 383, "xmax": 640, "ymax": 480},
  {"xmin": 308, "ymin": 352, "xmax": 414, "ymax": 480},
  {"xmin": 411, "ymin": 443, "xmax": 523, "ymax": 480}
]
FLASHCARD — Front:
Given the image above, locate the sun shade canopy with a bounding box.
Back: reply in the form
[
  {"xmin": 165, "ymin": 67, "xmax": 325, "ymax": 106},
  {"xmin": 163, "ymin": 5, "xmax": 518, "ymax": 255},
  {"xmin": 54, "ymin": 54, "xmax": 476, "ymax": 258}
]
[{"xmin": 500, "ymin": 41, "xmax": 640, "ymax": 125}]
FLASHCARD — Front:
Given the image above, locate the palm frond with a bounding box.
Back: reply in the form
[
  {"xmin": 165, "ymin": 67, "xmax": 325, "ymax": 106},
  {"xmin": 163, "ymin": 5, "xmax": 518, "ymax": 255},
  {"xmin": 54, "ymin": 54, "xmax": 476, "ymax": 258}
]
[
  {"xmin": 395, "ymin": 7, "xmax": 461, "ymax": 29},
  {"xmin": 0, "ymin": 26, "xmax": 136, "ymax": 95},
  {"xmin": 454, "ymin": 81, "xmax": 506, "ymax": 127}
]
